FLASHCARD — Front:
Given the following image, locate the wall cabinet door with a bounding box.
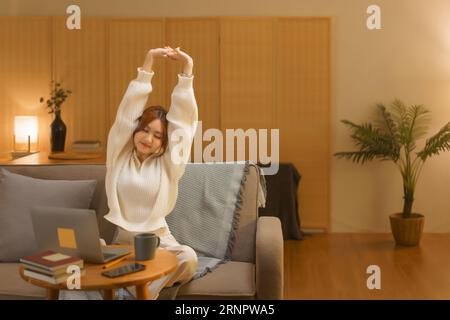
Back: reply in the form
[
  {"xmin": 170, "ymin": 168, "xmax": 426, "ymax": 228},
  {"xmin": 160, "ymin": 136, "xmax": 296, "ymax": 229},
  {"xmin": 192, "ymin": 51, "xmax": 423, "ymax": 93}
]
[
  {"xmin": 52, "ymin": 17, "xmax": 107, "ymax": 150},
  {"xmin": 0, "ymin": 17, "xmax": 52, "ymax": 152}
]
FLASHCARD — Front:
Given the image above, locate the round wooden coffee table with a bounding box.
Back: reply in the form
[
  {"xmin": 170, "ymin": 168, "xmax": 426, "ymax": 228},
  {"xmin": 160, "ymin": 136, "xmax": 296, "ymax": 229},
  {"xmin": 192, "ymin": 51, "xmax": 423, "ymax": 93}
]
[{"xmin": 19, "ymin": 246, "xmax": 178, "ymax": 300}]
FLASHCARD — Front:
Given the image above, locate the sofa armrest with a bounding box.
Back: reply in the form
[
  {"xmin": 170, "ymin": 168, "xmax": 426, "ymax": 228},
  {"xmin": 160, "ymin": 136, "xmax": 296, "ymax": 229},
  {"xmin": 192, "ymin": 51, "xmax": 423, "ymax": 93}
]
[{"xmin": 255, "ymin": 216, "xmax": 284, "ymax": 299}]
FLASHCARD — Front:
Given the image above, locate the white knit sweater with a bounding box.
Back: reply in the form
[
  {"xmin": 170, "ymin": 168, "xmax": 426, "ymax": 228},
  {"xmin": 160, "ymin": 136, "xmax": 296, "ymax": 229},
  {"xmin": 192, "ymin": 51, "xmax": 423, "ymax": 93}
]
[{"xmin": 104, "ymin": 67, "xmax": 198, "ymax": 232}]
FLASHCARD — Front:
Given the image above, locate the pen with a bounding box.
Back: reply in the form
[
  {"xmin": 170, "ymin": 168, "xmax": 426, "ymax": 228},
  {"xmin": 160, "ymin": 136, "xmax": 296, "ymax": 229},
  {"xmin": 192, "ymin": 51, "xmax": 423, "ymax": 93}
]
[{"xmin": 102, "ymin": 254, "xmax": 132, "ymax": 269}]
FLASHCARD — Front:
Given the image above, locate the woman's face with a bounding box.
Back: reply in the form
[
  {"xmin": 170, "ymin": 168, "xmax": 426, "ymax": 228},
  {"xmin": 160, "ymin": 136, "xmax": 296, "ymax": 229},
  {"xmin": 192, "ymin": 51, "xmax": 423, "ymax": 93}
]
[{"xmin": 133, "ymin": 119, "xmax": 164, "ymax": 158}]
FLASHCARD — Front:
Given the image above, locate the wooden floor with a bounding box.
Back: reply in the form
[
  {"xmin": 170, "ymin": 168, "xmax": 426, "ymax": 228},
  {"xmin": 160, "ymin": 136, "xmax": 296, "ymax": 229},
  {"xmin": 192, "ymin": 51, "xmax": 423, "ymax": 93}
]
[{"xmin": 284, "ymin": 233, "xmax": 450, "ymax": 299}]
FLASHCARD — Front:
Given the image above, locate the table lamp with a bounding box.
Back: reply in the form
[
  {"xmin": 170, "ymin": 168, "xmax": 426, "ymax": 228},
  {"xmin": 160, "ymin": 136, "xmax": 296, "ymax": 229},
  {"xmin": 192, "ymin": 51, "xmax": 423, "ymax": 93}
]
[{"xmin": 12, "ymin": 115, "xmax": 39, "ymax": 159}]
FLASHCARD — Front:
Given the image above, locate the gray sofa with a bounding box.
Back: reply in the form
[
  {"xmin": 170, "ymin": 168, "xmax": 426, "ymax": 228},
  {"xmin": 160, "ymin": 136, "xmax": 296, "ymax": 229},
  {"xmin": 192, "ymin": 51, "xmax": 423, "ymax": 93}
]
[{"xmin": 0, "ymin": 163, "xmax": 283, "ymax": 300}]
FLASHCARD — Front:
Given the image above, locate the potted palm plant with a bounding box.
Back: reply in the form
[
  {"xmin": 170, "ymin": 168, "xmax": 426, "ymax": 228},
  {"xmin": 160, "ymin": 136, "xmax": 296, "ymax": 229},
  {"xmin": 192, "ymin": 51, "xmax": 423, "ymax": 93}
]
[{"xmin": 335, "ymin": 99, "xmax": 450, "ymax": 246}]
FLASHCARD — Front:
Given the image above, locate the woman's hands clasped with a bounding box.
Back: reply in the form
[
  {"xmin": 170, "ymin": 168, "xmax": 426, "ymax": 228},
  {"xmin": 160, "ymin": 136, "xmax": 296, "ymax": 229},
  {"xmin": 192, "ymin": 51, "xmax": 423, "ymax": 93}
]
[
  {"xmin": 148, "ymin": 47, "xmax": 173, "ymax": 58},
  {"xmin": 143, "ymin": 46, "xmax": 193, "ymax": 75},
  {"xmin": 162, "ymin": 46, "xmax": 193, "ymax": 64}
]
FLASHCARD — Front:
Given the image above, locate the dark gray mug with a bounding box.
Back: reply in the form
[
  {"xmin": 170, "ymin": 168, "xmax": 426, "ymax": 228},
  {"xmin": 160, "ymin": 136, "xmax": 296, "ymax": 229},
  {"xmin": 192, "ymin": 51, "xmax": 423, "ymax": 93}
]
[{"xmin": 134, "ymin": 233, "xmax": 160, "ymax": 261}]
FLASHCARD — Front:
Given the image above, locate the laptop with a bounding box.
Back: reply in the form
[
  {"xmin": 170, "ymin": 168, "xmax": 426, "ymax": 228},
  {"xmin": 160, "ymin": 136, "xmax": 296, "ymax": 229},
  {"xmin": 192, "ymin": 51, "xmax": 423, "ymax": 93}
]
[{"xmin": 30, "ymin": 206, "xmax": 129, "ymax": 264}]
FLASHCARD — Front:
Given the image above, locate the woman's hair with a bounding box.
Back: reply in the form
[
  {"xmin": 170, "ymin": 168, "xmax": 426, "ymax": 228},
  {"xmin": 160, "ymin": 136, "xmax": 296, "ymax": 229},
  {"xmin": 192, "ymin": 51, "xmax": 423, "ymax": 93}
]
[{"xmin": 133, "ymin": 105, "xmax": 168, "ymax": 158}]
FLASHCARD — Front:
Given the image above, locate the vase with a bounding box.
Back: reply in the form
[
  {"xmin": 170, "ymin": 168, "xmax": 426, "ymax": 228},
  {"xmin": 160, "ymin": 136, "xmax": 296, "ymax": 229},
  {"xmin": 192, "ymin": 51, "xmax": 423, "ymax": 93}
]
[{"xmin": 50, "ymin": 110, "xmax": 67, "ymax": 152}]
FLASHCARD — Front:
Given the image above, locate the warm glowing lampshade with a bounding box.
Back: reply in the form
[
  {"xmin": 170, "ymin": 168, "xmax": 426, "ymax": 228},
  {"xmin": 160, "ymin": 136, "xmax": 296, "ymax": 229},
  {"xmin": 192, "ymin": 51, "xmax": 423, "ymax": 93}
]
[{"xmin": 14, "ymin": 116, "xmax": 38, "ymax": 144}]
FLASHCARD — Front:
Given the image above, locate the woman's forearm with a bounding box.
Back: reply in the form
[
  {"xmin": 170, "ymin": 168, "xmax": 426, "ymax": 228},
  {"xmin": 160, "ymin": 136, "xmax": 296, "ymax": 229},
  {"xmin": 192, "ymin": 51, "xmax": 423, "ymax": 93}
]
[
  {"xmin": 142, "ymin": 51, "xmax": 154, "ymax": 73},
  {"xmin": 182, "ymin": 60, "xmax": 194, "ymax": 76}
]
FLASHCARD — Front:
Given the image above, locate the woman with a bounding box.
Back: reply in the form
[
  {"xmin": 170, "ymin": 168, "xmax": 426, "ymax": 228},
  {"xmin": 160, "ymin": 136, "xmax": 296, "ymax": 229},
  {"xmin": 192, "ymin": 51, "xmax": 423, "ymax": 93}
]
[{"xmin": 61, "ymin": 46, "xmax": 199, "ymax": 300}]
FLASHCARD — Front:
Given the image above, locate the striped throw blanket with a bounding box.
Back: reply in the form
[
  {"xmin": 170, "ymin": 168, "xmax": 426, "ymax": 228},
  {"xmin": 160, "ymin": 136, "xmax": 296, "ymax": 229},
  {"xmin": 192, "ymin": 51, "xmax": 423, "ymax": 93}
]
[{"xmin": 166, "ymin": 161, "xmax": 266, "ymax": 284}]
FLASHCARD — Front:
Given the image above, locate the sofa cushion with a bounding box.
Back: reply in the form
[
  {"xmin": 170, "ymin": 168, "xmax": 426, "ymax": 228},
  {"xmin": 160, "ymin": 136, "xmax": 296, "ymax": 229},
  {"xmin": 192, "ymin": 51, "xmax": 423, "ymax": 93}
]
[
  {"xmin": 0, "ymin": 165, "xmax": 115, "ymax": 244},
  {"xmin": 177, "ymin": 261, "xmax": 255, "ymax": 298},
  {"xmin": 0, "ymin": 263, "xmax": 46, "ymax": 299},
  {"xmin": 0, "ymin": 168, "xmax": 97, "ymax": 261}
]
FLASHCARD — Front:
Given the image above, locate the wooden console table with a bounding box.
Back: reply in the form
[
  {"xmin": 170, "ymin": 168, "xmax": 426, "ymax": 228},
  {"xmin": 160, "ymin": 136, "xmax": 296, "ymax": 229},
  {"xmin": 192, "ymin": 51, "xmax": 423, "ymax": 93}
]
[{"xmin": 0, "ymin": 151, "xmax": 106, "ymax": 165}]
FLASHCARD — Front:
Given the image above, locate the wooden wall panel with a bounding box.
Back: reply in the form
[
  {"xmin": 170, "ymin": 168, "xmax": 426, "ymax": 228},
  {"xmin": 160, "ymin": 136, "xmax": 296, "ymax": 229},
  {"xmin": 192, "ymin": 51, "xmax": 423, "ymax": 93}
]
[
  {"xmin": 0, "ymin": 17, "xmax": 52, "ymax": 153},
  {"xmin": 220, "ymin": 17, "xmax": 274, "ymax": 130},
  {"xmin": 220, "ymin": 18, "xmax": 275, "ymax": 162},
  {"xmin": 52, "ymin": 17, "xmax": 107, "ymax": 151},
  {"xmin": 0, "ymin": 16, "xmax": 330, "ymax": 230},
  {"xmin": 276, "ymin": 18, "xmax": 330, "ymax": 229},
  {"xmin": 108, "ymin": 18, "xmax": 165, "ymax": 130},
  {"xmin": 165, "ymin": 18, "xmax": 220, "ymax": 162}
]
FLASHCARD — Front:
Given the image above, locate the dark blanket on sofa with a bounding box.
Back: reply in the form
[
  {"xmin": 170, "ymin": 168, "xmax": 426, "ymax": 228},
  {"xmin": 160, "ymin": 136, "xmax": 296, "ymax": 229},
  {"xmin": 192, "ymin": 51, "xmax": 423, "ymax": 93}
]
[{"xmin": 258, "ymin": 162, "xmax": 304, "ymax": 240}]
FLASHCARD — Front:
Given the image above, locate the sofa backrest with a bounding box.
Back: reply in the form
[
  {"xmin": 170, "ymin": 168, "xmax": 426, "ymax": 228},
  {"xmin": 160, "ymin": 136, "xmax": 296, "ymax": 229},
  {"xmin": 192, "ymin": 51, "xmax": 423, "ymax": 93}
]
[
  {"xmin": 0, "ymin": 164, "xmax": 114, "ymax": 243},
  {"xmin": 0, "ymin": 163, "xmax": 259, "ymax": 263},
  {"xmin": 231, "ymin": 164, "xmax": 258, "ymax": 263}
]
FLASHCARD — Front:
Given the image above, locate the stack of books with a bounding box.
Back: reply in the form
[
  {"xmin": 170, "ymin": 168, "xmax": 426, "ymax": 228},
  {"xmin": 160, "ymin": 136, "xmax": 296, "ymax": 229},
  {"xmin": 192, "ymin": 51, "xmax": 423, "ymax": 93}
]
[
  {"xmin": 72, "ymin": 140, "xmax": 102, "ymax": 152},
  {"xmin": 20, "ymin": 251, "xmax": 85, "ymax": 284}
]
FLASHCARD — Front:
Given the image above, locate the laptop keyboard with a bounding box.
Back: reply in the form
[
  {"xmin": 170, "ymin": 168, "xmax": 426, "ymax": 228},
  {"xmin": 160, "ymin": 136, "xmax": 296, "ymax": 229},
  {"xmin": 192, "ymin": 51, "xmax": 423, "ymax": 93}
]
[
  {"xmin": 103, "ymin": 252, "xmax": 116, "ymax": 259},
  {"xmin": 101, "ymin": 247, "xmax": 130, "ymax": 261}
]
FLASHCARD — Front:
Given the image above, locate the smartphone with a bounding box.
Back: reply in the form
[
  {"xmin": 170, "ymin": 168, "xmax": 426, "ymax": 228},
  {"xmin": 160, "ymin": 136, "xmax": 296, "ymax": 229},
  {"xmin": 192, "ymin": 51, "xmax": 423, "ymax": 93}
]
[{"xmin": 101, "ymin": 263, "xmax": 146, "ymax": 278}]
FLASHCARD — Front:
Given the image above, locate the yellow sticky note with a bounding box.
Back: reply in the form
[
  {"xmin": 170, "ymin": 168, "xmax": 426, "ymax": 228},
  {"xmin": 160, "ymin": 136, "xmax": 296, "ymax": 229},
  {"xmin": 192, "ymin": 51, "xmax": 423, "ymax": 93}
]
[{"xmin": 57, "ymin": 228, "xmax": 77, "ymax": 249}]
